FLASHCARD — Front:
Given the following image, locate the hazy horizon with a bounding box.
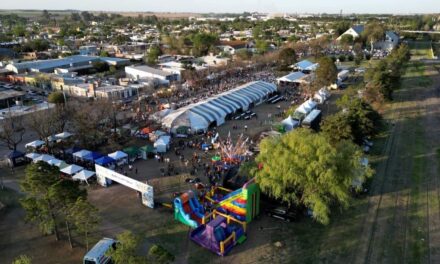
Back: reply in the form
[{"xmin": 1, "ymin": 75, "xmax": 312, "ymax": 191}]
[{"xmin": 0, "ymin": 0, "xmax": 439, "ymax": 15}]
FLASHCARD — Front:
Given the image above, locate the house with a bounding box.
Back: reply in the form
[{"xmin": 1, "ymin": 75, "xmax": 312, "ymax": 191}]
[
  {"xmin": 293, "ymin": 60, "xmax": 319, "ymax": 73},
  {"xmin": 79, "ymin": 45, "xmax": 99, "ymax": 56},
  {"xmin": 276, "ymin": 72, "xmax": 309, "ymax": 87},
  {"xmin": 337, "ymin": 25, "xmax": 365, "ymax": 41},
  {"xmin": 217, "ymin": 41, "xmax": 249, "ymax": 55},
  {"xmin": 374, "ymin": 31, "xmax": 400, "ymax": 51},
  {"xmin": 125, "ymin": 65, "xmax": 181, "ymax": 85},
  {"xmin": 199, "ymin": 54, "xmax": 230, "ymax": 67}
]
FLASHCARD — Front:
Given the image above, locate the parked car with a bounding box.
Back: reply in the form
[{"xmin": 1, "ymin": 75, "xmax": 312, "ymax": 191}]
[{"xmin": 265, "ymin": 206, "xmax": 298, "ymax": 222}]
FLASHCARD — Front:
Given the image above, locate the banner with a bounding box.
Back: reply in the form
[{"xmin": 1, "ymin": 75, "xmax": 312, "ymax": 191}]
[{"xmin": 95, "ymin": 164, "xmax": 154, "ymax": 208}]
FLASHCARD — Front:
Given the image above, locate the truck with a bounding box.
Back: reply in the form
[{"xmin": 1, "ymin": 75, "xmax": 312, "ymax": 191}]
[
  {"xmin": 83, "ymin": 238, "xmax": 116, "ymax": 264},
  {"xmin": 302, "ymin": 109, "xmax": 322, "ymax": 131}
]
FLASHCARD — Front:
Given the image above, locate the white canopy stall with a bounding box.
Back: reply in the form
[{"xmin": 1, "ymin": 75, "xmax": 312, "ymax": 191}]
[
  {"xmin": 73, "ymin": 150, "xmax": 92, "ymax": 160},
  {"xmin": 60, "ymin": 164, "xmax": 84, "ymax": 175},
  {"xmin": 25, "ymin": 153, "xmax": 41, "ymax": 161},
  {"xmin": 33, "ymin": 154, "xmax": 56, "ymax": 163},
  {"xmin": 73, "ymin": 169, "xmax": 96, "ymax": 185},
  {"xmin": 108, "ymin": 151, "xmax": 128, "ymax": 166},
  {"xmin": 281, "ymin": 116, "xmax": 300, "ymax": 131},
  {"xmin": 25, "ymin": 140, "xmax": 45, "ymax": 149}
]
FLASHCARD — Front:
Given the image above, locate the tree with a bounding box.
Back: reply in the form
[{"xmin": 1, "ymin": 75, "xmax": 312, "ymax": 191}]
[
  {"xmin": 20, "ymin": 162, "xmax": 61, "ymax": 240},
  {"xmin": 255, "ymin": 40, "xmax": 269, "ymax": 54},
  {"xmin": 27, "ymin": 108, "xmax": 65, "ymax": 152},
  {"xmin": 235, "ymin": 49, "xmax": 252, "ymax": 61},
  {"xmin": 278, "ymin": 48, "xmax": 297, "ymax": 69},
  {"xmin": 315, "ymin": 56, "xmax": 338, "ymax": 88},
  {"xmin": 146, "ymin": 45, "xmax": 162, "ymax": 65},
  {"xmin": 191, "ymin": 33, "xmax": 218, "ymax": 57},
  {"xmin": 363, "ymin": 22, "xmax": 385, "ymax": 52},
  {"xmin": 254, "ymin": 129, "xmax": 372, "ymax": 224},
  {"xmin": 48, "ymin": 180, "xmax": 86, "ymax": 248},
  {"xmin": 92, "ymin": 61, "xmax": 110, "ymax": 72},
  {"xmin": 48, "ymin": 91, "xmax": 65, "ymax": 105},
  {"xmin": 321, "ymin": 112, "xmax": 354, "ymax": 143},
  {"xmin": 70, "ymin": 100, "xmax": 114, "ymax": 149},
  {"xmin": 13, "ymin": 255, "xmax": 32, "ymax": 264},
  {"xmin": 69, "ymin": 197, "xmax": 100, "ymax": 251},
  {"xmin": 353, "ymin": 43, "xmax": 364, "ymax": 66},
  {"xmin": 148, "ymin": 244, "xmax": 175, "ymax": 264},
  {"xmin": 334, "ymin": 95, "xmax": 382, "ymax": 144},
  {"xmin": 339, "ymin": 34, "xmax": 354, "ymax": 49},
  {"xmin": 0, "ymin": 112, "xmax": 26, "ymax": 151},
  {"xmin": 100, "ymin": 50, "xmax": 110, "ymax": 57},
  {"xmin": 106, "ymin": 231, "xmax": 148, "ymax": 264}
]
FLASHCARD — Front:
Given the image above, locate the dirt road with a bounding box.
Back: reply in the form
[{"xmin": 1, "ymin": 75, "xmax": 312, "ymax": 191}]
[{"xmin": 353, "ymin": 61, "xmax": 440, "ymax": 263}]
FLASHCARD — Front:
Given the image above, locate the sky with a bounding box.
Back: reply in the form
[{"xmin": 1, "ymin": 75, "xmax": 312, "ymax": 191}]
[{"xmin": 0, "ymin": 0, "xmax": 439, "ymax": 14}]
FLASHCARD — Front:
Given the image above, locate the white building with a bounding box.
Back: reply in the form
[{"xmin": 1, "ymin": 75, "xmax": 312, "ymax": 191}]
[{"xmin": 125, "ymin": 65, "xmax": 181, "ymax": 85}]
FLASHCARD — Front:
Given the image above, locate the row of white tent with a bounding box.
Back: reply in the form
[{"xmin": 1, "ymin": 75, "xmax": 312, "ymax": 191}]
[
  {"xmin": 25, "ymin": 153, "xmax": 95, "ymax": 184},
  {"xmin": 282, "ymin": 99, "xmax": 318, "ymax": 132},
  {"xmin": 25, "ymin": 132, "xmax": 73, "ymax": 149},
  {"xmin": 160, "ymin": 81, "xmax": 277, "ymax": 133}
]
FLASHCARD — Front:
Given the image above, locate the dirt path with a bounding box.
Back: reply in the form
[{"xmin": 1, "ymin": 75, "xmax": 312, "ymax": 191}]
[{"xmin": 353, "ymin": 61, "xmax": 440, "ymax": 264}]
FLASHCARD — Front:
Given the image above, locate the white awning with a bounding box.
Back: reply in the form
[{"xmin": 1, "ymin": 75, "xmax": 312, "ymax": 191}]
[
  {"xmin": 25, "ymin": 140, "xmax": 45, "ymax": 148},
  {"xmin": 60, "ymin": 164, "xmax": 84, "ymax": 175},
  {"xmin": 73, "ymin": 169, "xmax": 95, "ymax": 184}
]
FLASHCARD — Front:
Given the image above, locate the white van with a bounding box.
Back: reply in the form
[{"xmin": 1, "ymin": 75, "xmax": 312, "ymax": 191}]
[{"xmin": 83, "ymin": 238, "xmax": 116, "ymax": 264}]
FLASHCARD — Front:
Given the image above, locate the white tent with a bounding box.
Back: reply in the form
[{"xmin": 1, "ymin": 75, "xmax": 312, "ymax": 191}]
[
  {"xmin": 46, "ymin": 135, "xmax": 58, "ymax": 143},
  {"xmin": 73, "ymin": 169, "xmax": 95, "ymax": 184},
  {"xmin": 314, "ymin": 88, "xmax": 330, "ymax": 104},
  {"xmin": 25, "ymin": 140, "xmax": 45, "ymax": 149},
  {"xmin": 73, "ymin": 150, "xmax": 92, "ymax": 159},
  {"xmin": 281, "ymin": 116, "xmax": 300, "ymax": 131},
  {"xmin": 108, "ymin": 151, "xmax": 128, "ymax": 165},
  {"xmin": 60, "ymin": 164, "xmax": 84, "ymax": 175},
  {"xmin": 47, "ymin": 158, "xmax": 64, "ymax": 167},
  {"xmin": 161, "ymin": 81, "xmax": 276, "ymax": 132},
  {"xmin": 276, "ymin": 72, "xmax": 306, "ymax": 85},
  {"xmin": 25, "ymin": 153, "xmax": 41, "ymax": 161},
  {"xmin": 55, "ymin": 132, "xmax": 73, "ymax": 140},
  {"xmin": 154, "ymin": 136, "xmax": 171, "ymax": 153},
  {"xmin": 34, "ymin": 154, "xmax": 56, "ymax": 163},
  {"xmin": 296, "ymin": 99, "xmax": 317, "ymax": 115}
]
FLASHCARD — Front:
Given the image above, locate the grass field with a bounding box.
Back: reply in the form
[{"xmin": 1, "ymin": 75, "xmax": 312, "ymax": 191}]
[{"xmin": 407, "ymin": 41, "xmax": 435, "ymax": 60}]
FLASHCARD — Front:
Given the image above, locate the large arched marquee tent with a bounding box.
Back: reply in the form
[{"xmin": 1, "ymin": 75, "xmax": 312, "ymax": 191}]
[{"xmin": 161, "ymin": 81, "xmax": 277, "ymax": 133}]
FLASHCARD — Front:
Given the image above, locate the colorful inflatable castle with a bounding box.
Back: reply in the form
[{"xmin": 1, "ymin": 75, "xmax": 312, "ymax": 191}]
[
  {"xmin": 207, "ymin": 179, "xmax": 260, "ymax": 223},
  {"xmin": 174, "ymin": 179, "xmax": 260, "ymax": 256},
  {"xmin": 174, "ymin": 191, "xmax": 205, "ymax": 228},
  {"xmin": 190, "ymin": 214, "xmax": 246, "ymax": 256}
]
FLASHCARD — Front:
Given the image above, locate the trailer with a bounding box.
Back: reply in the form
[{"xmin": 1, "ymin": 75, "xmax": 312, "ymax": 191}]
[
  {"xmin": 302, "ymin": 109, "xmax": 322, "ymax": 131},
  {"xmin": 337, "ymin": 70, "xmax": 350, "ymax": 83}
]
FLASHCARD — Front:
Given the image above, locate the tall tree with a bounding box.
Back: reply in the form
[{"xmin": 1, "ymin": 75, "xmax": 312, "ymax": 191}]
[
  {"xmin": 278, "ymin": 47, "xmax": 297, "ymax": 69},
  {"xmin": 27, "ymin": 108, "xmax": 64, "ymax": 152},
  {"xmin": 321, "ymin": 112, "xmax": 354, "ymax": 143},
  {"xmin": 254, "ymin": 129, "xmax": 372, "ymax": 224},
  {"xmin": 315, "ymin": 56, "xmax": 338, "ymax": 88},
  {"xmin": 0, "ymin": 112, "xmax": 26, "ymax": 151},
  {"xmin": 69, "ymin": 197, "xmax": 100, "ymax": 251},
  {"xmin": 363, "ymin": 22, "xmax": 385, "ymax": 52},
  {"xmin": 48, "ymin": 180, "xmax": 86, "ymax": 248},
  {"xmin": 20, "ymin": 162, "xmax": 61, "ymax": 240}
]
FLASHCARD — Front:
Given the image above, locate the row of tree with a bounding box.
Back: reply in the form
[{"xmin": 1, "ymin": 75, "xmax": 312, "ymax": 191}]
[{"xmin": 364, "ymin": 44, "xmax": 411, "ymax": 103}]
